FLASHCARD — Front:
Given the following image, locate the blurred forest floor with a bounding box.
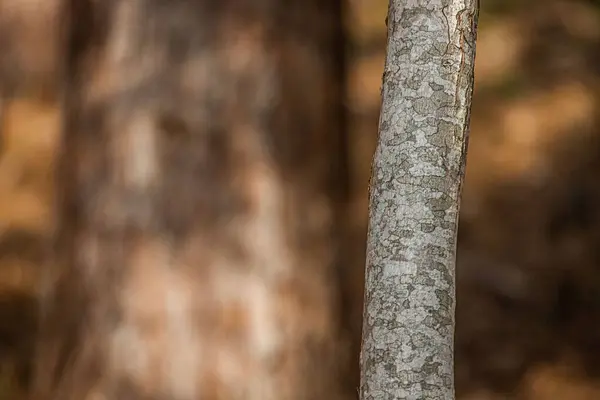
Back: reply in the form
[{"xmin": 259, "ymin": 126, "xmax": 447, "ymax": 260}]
[{"xmin": 4, "ymin": 0, "xmax": 600, "ymax": 398}]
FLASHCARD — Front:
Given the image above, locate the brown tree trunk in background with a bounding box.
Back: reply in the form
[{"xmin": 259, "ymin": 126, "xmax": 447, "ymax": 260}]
[{"xmin": 31, "ymin": 1, "xmax": 350, "ymax": 399}]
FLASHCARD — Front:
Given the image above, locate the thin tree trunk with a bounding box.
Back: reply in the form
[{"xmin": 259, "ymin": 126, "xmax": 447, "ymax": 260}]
[
  {"xmin": 31, "ymin": 1, "xmax": 350, "ymax": 399},
  {"xmin": 359, "ymin": 0, "xmax": 479, "ymax": 399}
]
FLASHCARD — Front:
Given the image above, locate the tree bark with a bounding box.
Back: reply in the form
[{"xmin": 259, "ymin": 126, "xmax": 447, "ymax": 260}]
[
  {"xmin": 359, "ymin": 0, "xmax": 479, "ymax": 399},
  {"xmin": 31, "ymin": 1, "xmax": 350, "ymax": 399}
]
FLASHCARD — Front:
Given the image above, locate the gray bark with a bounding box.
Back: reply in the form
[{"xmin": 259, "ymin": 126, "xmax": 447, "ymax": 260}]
[{"xmin": 359, "ymin": 0, "xmax": 479, "ymax": 399}]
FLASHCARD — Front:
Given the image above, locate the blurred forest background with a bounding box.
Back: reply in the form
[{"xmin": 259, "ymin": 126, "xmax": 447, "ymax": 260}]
[{"xmin": 4, "ymin": 0, "xmax": 600, "ymax": 398}]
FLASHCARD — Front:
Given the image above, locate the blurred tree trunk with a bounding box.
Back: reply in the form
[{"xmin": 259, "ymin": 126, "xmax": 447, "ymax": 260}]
[
  {"xmin": 359, "ymin": 0, "xmax": 479, "ymax": 399},
  {"xmin": 31, "ymin": 1, "xmax": 351, "ymax": 399}
]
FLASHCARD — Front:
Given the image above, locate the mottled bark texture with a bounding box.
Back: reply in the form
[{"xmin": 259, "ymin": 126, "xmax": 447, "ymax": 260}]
[
  {"xmin": 31, "ymin": 1, "xmax": 350, "ymax": 399},
  {"xmin": 359, "ymin": 0, "xmax": 478, "ymax": 399}
]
